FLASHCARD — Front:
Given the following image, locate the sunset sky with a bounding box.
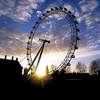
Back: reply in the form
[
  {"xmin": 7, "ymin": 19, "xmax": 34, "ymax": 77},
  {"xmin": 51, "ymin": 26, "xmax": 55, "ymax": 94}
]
[{"xmin": 0, "ymin": 0, "xmax": 100, "ymax": 74}]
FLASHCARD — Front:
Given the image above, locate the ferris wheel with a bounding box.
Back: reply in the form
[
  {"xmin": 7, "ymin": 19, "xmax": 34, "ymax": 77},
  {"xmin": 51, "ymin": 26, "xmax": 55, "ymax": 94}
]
[{"xmin": 26, "ymin": 6, "xmax": 80, "ymax": 75}]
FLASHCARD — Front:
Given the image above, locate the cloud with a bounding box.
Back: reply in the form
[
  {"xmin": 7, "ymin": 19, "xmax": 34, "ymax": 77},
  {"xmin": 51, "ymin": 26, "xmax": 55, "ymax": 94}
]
[
  {"xmin": 77, "ymin": 0, "xmax": 100, "ymax": 51},
  {"xmin": 29, "ymin": 19, "xmax": 73, "ymax": 53},
  {"xmin": 79, "ymin": 23, "xmax": 100, "ymax": 50},
  {"xmin": 0, "ymin": 0, "xmax": 45, "ymax": 22},
  {"xmin": 76, "ymin": 48, "xmax": 100, "ymax": 58},
  {"xmin": 0, "ymin": 28, "xmax": 27, "ymax": 55},
  {"xmin": 78, "ymin": 0, "xmax": 99, "ymax": 27},
  {"xmin": 36, "ymin": 10, "xmax": 42, "ymax": 17},
  {"xmin": 84, "ymin": 13, "xmax": 100, "ymax": 27},
  {"xmin": 35, "ymin": 3, "xmax": 99, "ymax": 54},
  {"xmin": 79, "ymin": 0, "xmax": 99, "ymax": 13},
  {"xmin": 78, "ymin": 0, "xmax": 100, "ymax": 28}
]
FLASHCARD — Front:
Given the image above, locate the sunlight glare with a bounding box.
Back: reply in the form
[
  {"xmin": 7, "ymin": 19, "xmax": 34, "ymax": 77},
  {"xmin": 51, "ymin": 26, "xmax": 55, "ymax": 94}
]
[{"xmin": 35, "ymin": 51, "xmax": 66, "ymax": 77}]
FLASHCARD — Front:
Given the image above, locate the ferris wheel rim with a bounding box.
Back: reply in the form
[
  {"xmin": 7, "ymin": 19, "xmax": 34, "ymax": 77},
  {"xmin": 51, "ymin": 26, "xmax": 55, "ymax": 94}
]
[{"xmin": 27, "ymin": 6, "xmax": 80, "ymax": 75}]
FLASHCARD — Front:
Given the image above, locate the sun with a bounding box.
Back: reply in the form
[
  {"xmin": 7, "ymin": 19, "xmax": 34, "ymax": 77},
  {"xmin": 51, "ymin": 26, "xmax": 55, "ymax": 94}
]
[
  {"xmin": 36, "ymin": 66, "xmax": 46, "ymax": 77},
  {"xmin": 34, "ymin": 52, "xmax": 66, "ymax": 77},
  {"xmin": 33, "ymin": 55, "xmax": 52, "ymax": 77}
]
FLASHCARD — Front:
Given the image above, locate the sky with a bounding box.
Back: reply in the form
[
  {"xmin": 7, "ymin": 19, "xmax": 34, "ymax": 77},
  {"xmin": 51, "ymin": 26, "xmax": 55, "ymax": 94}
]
[{"xmin": 0, "ymin": 0, "xmax": 100, "ymax": 73}]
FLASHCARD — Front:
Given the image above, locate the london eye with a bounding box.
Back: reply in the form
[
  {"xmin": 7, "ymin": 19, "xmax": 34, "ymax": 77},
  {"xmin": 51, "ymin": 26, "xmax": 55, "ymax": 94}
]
[{"xmin": 26, "ymin": 6, "xmax": 80, "ymax": 76}]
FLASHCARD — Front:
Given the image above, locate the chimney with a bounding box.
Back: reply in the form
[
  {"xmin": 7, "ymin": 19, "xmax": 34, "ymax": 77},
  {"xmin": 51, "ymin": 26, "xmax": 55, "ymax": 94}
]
[
  {"xmin": 5, "ymin": 55, "xmax": 7, "ymax": 60},
  {"xmin": 16, "ymin": 58, "xmax": 18, "ymax": 61},
  {"xmin": 12, "ymin": 56, "xmax": 14, "ymax": 60}
]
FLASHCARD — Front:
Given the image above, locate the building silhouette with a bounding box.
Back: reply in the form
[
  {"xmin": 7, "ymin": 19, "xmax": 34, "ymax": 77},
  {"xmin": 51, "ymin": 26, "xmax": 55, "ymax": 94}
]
[
  {"xmin": 0, "ymin": 56, "xmax": 100, "ymax": 98},
  {"xmin": 0, "ymin": 56, "xmax": 22, "ymax": 80},
  {"xmin": 0, "ymin": 56, "xmax": 24, "ymax": 97}
]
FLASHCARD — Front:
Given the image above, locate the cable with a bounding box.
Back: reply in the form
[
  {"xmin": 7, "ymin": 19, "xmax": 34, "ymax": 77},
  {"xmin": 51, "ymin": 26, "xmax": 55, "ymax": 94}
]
[{"xmin": 19, "ymin": 56, "xmax": 27, "ymax": 63}]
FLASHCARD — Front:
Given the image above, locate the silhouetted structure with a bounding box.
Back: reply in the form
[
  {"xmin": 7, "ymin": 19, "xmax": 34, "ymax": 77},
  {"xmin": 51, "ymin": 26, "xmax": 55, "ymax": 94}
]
[
  {"xmin": 0, "ymin": 57, "xmax": 22, "ymax": 79},
  {"xmin": 0, "ymin": 57, "xmax": 100, "ymax": 98},
  {"xmin": 0, "ymin": 57, "xmax": 24, "ymax": 97}
]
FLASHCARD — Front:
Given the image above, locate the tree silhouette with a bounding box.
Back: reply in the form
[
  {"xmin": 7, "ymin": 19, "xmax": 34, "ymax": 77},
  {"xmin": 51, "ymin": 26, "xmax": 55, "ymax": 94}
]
[
  {"xmin": 65, "ymin": 66, "xmax": 71, "ymax": 73},
  {"xmin": 45, "ymin": 65, "xmax": 49, "ymax": 76},
  {"xmin": 89, "ymin": 59, "xmax": 100, "ymax": 75},
  {"xmin": 76, "ymin": 62, "xmax": 87, "ymax": 73},
  {"xmin": 51, "ymin": 64, "xmax": 57, "ymax": 72}
]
